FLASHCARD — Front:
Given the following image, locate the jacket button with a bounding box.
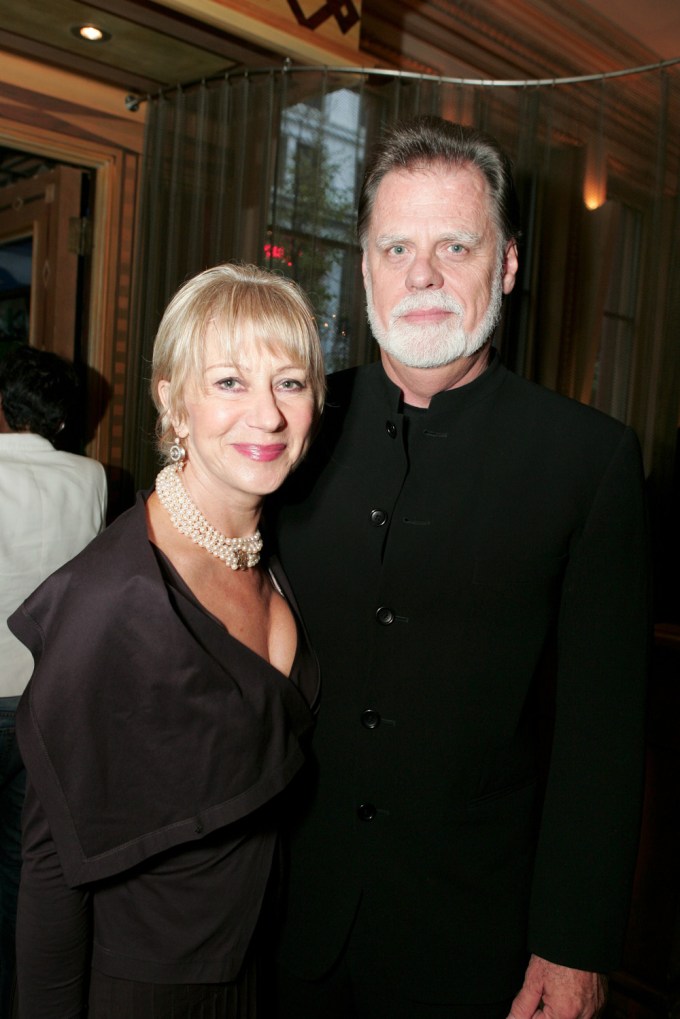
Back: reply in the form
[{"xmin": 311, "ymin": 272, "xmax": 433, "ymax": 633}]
[
  {"xmin": 357, "ymin": 803, "xmax": 377, "ymax": 821},
  {"xmin": 370, "ymin": 508, "xmax": 387, "ymax": 526},
  {"xmin": 376, "ymin": 606, "xmax": 394, "ymax": 625},
  {"xmin": 385, "ymin": 420, "xmax": 397, "ymax": 438},
  {"xmin": 361, "ymin": 709, "xmax": 381, "ymax": 729}
]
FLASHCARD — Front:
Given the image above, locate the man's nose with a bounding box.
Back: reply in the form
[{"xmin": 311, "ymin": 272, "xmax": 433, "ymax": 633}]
[{"xmin": 405, "ymin": 252, "xmax": 444, "ymax": 290}]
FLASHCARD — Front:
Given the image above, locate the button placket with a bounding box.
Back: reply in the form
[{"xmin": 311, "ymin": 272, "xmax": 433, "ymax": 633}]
[{"xmin": 355, "ymin": 410, "xmax": 405, "ymax": 830}]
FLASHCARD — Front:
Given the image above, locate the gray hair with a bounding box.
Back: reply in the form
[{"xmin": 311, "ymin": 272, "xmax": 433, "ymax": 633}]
[{"xmin": 357, "ymin": 116, "xmax": 520, "ymax": 250}]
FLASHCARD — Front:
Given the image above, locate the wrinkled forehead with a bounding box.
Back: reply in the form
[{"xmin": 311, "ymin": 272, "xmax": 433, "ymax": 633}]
[{"xmin": 373, "ymin": 162, "xmax": 496, "ymax": 225}]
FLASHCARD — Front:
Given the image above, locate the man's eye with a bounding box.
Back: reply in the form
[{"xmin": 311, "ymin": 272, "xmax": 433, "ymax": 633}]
[
  {"xmin": 449, "ymin": 243, "xmax": 466, "ymax": 254},
  {"xmin": 389, "ymin": 245, "xmax": 406, "ymax": 255}
]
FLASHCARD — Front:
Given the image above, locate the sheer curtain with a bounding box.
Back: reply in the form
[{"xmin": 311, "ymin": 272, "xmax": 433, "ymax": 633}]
[{"xmin": 126, "ymin": 65, "xmax": 680, "ymax": 531}]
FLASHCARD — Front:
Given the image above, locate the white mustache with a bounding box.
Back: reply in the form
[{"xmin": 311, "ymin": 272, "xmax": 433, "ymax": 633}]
[{"xmin": 391, "ymin": 293, "xmax": 463, "ymax": 320}]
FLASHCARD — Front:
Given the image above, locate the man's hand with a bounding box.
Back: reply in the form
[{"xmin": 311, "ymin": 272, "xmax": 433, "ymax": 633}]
[{"xmin": 507, "ymin": 954, "xmax": 607, "ymax": 1019}]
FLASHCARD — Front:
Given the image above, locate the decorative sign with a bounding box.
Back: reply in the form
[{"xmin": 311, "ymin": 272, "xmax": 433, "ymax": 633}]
[
  {"xmin": 286, "ymin": 0, "xmax": 360, "ymax": 35},
  {"xmin": 162, "ymin": 0, "xmax": 363, "ymax": 63}
]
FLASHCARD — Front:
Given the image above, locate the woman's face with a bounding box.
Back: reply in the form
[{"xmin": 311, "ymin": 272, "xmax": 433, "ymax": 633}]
[{"xmin": 161, "ymin": 321, "xmax": 316, "ymax": 507}]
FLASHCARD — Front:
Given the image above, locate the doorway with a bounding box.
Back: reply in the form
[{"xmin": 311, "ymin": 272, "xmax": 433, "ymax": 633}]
[
  {"xmin": 0, "ymin": 152, "xmax": 101, "ymax": 454},
  {"xmin": 0, "ymin": 160, "xmax": 89, "ymax": 361}
]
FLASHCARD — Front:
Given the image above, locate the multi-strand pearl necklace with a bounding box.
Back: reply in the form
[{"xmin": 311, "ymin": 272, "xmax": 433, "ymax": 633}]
[{"xmin": 155, "ymin": 463, "xmax": 263, "ymax": 571}]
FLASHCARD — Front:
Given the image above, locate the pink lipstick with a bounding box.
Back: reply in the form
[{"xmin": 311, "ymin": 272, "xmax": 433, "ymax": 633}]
[{"xmin": 233, "ymin": 444, "xmax": 286, "ymax": 462}]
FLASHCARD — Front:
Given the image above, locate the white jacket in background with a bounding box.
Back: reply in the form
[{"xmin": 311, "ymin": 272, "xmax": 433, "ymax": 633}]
[{"xmin": 0, "ymin": 432, "xmax": 107, "ymax": 696}]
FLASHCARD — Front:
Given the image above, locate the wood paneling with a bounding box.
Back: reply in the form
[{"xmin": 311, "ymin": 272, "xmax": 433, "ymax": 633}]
[{"xmin": 607, "ymin": 626, "xmax": 680, "ymax": 1017}]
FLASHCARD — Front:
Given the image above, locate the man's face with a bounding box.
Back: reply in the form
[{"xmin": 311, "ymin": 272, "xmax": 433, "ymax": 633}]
[{"xmin": 362, "ymin": 163, "xmax": 518, "ymax": 369}]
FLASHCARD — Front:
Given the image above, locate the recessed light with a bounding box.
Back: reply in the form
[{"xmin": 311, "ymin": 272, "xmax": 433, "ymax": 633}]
[{"xmin": 71, "ymin": 24, "xmax": 111, "ymax": 43}]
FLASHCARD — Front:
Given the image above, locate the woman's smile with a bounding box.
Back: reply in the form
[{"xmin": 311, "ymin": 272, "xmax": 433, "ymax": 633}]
[{"xmin": 232, "ymin": 443, "xmax": 287, "ymax": 462}]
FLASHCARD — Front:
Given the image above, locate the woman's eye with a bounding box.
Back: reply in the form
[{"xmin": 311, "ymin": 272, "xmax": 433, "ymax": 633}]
[
  {"xmin": 278, "ymin": 378, "xmax": 305, "ymax": 391},
  {"xmin": 216, "ymin": 377, "xmax": 241, "ymax": 390}
]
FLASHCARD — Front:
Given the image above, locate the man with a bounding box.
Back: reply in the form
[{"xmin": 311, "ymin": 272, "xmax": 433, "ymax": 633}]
[
  {"xmin": 271, "ymin": 117, "xmax": 648, "ymax": 1018},
  {"xmin": 0, "ymin": 345, "xmax": 107, "ymax": 1015}
]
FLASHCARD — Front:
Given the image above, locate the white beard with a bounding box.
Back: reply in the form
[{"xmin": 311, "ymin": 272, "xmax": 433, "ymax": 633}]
[{"xmin": 365, "ymin": 270, "xmax": 504, "ymax": 369}]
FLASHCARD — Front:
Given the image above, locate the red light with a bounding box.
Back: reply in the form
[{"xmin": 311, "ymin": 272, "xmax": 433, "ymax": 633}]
[{"xmin": 264, "ymin": 243, "xmax": 286, "ymax": 260}]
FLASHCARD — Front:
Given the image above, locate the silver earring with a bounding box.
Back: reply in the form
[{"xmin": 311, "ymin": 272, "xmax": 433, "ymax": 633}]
[{"xmin": 169, "ymin": 437, "xmax": 186, "ymax": 463}]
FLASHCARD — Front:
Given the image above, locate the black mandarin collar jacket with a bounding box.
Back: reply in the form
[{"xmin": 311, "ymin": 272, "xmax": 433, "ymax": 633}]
[{"xmin": 270, "ymin": 351, "xmax": 649, "ymax": 1000}]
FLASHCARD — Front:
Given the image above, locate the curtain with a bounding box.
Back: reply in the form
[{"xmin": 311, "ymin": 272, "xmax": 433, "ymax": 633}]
[{"xmin": 126, "ymin": 65, "xmax": 680, "ymax": 541}]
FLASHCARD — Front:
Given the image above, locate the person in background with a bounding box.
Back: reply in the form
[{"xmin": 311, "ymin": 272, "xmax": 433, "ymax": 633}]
[
  {"xmin": 271, "ymin": 116, "xmax": 649, "ymax": 1019},
  {"xmin": 10, "ymin": 263, "xmax": 324, "ymax": 1018},
  {"xmin": 0, "ymin": 344, "xmax": 107, "ymax": 1016}
]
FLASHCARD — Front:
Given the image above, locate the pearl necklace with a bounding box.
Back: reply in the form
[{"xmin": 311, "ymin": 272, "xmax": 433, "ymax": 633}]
[{"xmin": 155, "ymin": 463, "xmax": 263, "ymax": 571}]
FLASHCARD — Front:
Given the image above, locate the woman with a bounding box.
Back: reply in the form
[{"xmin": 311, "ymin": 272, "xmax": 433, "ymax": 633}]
[{"xmin": 9, "ymin": 263, "xmax": 325, "ymax": 1018}]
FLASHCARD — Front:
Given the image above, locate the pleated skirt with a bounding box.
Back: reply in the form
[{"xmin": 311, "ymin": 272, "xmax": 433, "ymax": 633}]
[{"xmin": 88, "ymin": 955, "xmax": 259, "ymax": 1019}]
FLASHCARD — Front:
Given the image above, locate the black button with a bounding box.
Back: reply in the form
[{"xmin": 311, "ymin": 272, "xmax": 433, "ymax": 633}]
[
  {"xmin": 385, "ymin": 421, "xmax": 397, "ymax": 438},
  {"xmin": 370, "ymin": 508, "xmax": 387, "ymax": 527},
  {"xmin": 361, "ymin": 709, "xmax": 381, "ymax": 729},
  {"xmin": 357, "ymin": 803, "xmax": 377, "ymax": 821},
  {"xmin": 376, "ymin": 606, "xmax": 395, "ymax": 625}
]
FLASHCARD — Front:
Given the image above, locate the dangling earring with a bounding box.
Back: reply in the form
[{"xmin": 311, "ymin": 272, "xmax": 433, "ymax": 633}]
[{"xmin": 169, "ymin": 436, "xmax": 186, "ymax": 464}]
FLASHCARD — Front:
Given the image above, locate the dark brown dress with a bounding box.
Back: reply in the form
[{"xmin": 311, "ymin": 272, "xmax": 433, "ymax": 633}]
[{"xmin": 11, "ymin": 495, "xmax": 318, "ymax": 1019}]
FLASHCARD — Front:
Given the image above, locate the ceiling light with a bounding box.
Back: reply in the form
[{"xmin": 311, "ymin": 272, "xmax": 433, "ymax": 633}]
[{"xmin": 72, "ymin": 24, "xmax": 111, "ymax": 43}]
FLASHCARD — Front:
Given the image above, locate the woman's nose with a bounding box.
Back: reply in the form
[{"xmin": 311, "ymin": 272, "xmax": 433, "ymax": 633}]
[{"xmin": 247, "ymin": 389, "xmax": 286, "ymax": 431}]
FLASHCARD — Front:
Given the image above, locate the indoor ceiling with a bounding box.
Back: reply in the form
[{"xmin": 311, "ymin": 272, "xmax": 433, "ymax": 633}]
[
  {"xmin": 1, "ymin": 0, "xmax": 678, "ymax": 186},
  {"xmin": 0, "ymin": 0, "xmax": 279, "ymax": 95},
  {"xmin": 2, "ymin": 0, "xmax": 679, "ymax": 98},
  {"xmin": 584, "ymin": 0, "xmax": 680, "ymax": 62}
]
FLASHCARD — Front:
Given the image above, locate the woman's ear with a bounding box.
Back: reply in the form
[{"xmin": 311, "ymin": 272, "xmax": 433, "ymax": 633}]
[
  {"xmin": 157, "ymin": 380, "xmax": 188, "ymax": 438},
  {"xmin": 157, "ymin": 379, "xmax": 171, "ymax": 412}
]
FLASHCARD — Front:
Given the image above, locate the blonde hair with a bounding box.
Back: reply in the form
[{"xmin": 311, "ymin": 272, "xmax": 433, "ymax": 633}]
[{"xmin": 151, "ymin": 263, "xmax": 325, "ymax": 460}]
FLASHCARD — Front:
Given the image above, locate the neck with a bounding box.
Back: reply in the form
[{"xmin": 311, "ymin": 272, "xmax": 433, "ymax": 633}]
[
  {"xmin": 155, "ymin": 463, "xmax": 264, "ymax": 570},
  {"xmin": 0, "ymin": 406, "xmax": 13, "ymax": 434},
  {"xmin": 180, "ymin": 463, "xmax": 262, "ymax": 538},
  {"xmin": 380, "ymin": 343, "xmax": 491, "ymax": 408}
]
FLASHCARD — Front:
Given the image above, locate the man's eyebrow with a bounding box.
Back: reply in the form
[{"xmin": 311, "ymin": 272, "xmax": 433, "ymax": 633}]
[
  {"xmin": 440, "ymin": 230, "xmax": 482, "ymax": 246},
  {"xmin": 374, "ymin": 233, "xmax": 410, "ymax": 247},
  {"xmin": 374, "ymin": 230, "xmax": 483, "ymax": 247}
]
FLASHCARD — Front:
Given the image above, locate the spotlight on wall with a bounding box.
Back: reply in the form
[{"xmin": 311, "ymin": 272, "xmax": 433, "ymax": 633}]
[
  {"xmin": 584, "ymin": 137, "xmax": 607, "ymax": 211},
  {"xmin": 584, "ymin": 83, "xmax": 608, "ymax": 210},
  {"xmin": 71, "ymin": 24, "xmax": 111, "ymax": 43}
]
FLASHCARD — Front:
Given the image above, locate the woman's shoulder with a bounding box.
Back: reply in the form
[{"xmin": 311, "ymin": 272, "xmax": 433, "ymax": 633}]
[{"xmin": 17, "ymin": 498, "xmax": 141, "ymax": 619}]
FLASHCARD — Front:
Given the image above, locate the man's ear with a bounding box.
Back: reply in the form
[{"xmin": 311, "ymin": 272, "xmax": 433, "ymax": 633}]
[{"xmin": 502, "ymin": 240, "xmax": 519, "ymax": 295}]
